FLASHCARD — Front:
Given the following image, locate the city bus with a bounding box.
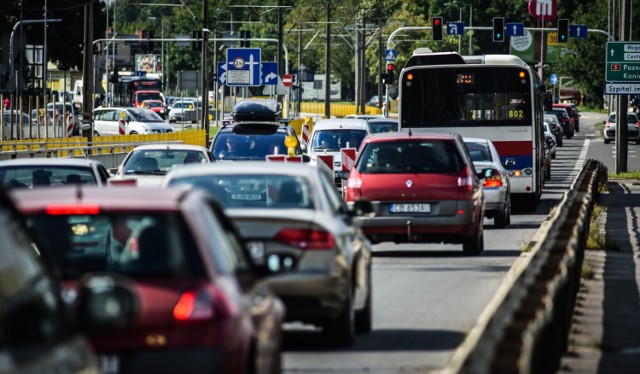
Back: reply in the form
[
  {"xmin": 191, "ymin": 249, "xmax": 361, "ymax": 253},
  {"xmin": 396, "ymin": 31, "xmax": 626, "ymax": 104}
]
[
  {"xmin": 111, "ymin": 75, "xmax": 163, "ymax": 107},
  {"xmin": 398, "ymin": 51, "xmax": 546, "ymax": 211}
]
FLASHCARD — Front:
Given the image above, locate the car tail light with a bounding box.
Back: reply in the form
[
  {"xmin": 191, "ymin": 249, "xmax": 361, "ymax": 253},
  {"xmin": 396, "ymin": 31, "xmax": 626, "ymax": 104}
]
[
  {"xmin": 457, "ymin": 167, "xmax": 474, "ymax": 192},
  {"xmin": 109, "ymin": 179, "xmax": 137, "ymax": 186},
  {"xmin": 274, "ymin": 228, "xmax": 336, "ymax": 250},
  {"xmin": 46, "ymin": 205, "xmax": 100, "ymax": 215},
  {"xmin": 173, "ymin": 289, "xmax": 215, "ymax": 321},
  {"xmin": 483, "ymin": 172, "xmax": 503, "ymax": 188}
]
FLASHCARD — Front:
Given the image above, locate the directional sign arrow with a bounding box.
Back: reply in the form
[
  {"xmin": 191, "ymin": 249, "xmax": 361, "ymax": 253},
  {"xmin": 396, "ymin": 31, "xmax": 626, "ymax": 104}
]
[
  {"xmin": 264, "ymin": 72, "xmax": 277, "ymax": 83},
  {"xmin": 449, "ymin": 24, "xmax": 458, "ymax": 34}
]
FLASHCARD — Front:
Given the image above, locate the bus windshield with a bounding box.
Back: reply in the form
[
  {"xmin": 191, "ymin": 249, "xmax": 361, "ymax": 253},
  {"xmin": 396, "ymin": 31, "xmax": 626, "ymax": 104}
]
[{"xmin": 400, "ymin": 66, "xmax": 532, "ymax": 128}]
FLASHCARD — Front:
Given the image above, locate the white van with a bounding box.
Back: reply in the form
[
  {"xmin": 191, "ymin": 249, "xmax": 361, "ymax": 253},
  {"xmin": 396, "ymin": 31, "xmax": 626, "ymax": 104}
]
[{"xmin": 307, "ymin": 118, "xmax": 369, "ymax": 182}]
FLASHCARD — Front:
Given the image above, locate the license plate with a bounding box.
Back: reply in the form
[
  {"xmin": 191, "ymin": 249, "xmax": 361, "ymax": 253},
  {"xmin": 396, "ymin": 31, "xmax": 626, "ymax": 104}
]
[
  {"xmin": 231, "ymin": 193, "xmax": 262, "ymax": 200},
  {"xmin": 99, "ymin": 355, "xmax": 120, "ymax": 374},
  {"xmin": 389, "ymin": 203, "xmax": 431, "ymax": 213}
]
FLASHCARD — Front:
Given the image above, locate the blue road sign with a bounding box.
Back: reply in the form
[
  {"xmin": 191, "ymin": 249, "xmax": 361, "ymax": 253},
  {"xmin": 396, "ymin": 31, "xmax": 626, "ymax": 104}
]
[
  {"xmin": 262, "ymin": 62, "xmax": 278, "ymax": 86},
  {"xmin": 506, "ymin": 23, "xmax": 524, "ymax": 37},
  {"xmin": 447, "ymin": 22, "xmax": 464, "ymax": 36},
  {"xmin": 217, "ymin": 62, "xmax": 227, "ymax": 85},
  {"xmin": 570, "ymin": 24, "xmax": 588, "ymax": 38},
  {"xmin": 385, "ymin": 49, "xmax": 397, "ymax": 62},
  {"xmin": 550, "ymin": 74, "xmax": 558, "ymax": 85},
  {"xmin": 226, "ymin": 48, "xmax": 262, "ymax": 87}
]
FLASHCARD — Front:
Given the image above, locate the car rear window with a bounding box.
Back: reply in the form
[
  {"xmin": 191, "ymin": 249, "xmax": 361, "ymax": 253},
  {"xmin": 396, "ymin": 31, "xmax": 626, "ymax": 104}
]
[
  {"xmin": 608, "ymin": 114, "xmax": 639, "ymax": 123},
  {"xmin": 212, "ymin": 132, "xmax": 293, "ymax": 160},
  {"xmin": 25, "ymin": 212, "xmax": 206, "ymax": 280},
  {"xmin": 123, "ymin": 149, "xmax": 205, "ymax": 175},
  {"xmin": 311, "ymin": 129, "xmax": 367, "ymax": 151},
  {"xmin": 0, "ymin": 166, "xmax": 97, "ymax": 189},
  {"xmin": 357, "ymin": 139, "xmax": 463, "ymax": 174},
  {"xmin": 464, "ymin": 141, "xmax": 493, "ymax": 162},
  {"xmin": 167, "ymin": 174, "xmax": 314, "ymax": 209}
]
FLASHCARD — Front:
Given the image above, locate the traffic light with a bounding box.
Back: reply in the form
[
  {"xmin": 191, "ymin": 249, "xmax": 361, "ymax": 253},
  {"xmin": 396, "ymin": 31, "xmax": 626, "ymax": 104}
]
[
  {"xmin": 557, "ymin": 19, "xmax": 569, "ymax": 43},
  {"xmin": 492, "ymin": 17, "xmax": 505, "ymax": 42},
  {"xmin": 382, "ymin": 63, "xmax": 395, "ymax": 84},
  {"xmin": 432, "ymin": 17, "xmax": 443, "ymax": 41},
  {"xmin": 192, "ymin": 30, "xmax": 202, "ymax": 51}
]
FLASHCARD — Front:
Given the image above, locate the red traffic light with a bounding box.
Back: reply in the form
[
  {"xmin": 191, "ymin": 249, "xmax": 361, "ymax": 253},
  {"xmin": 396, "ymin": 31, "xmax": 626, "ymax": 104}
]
[
  {"xmin": 434, "ymin": 19, "xmax": 441, "ymax": 26},
  {"xmin": 387, "ymin": 63, "xmax": 395, "ymax": 72}
]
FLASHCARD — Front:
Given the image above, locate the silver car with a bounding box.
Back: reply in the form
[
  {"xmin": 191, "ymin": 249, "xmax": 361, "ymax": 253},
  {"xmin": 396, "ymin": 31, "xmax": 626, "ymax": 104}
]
[
  {"xmin": 463, "ymin": 137, "xmax": 511, "ymax": 228},
  {"xmin": 162, "ymin": 162, "xmax": 373, "ymax": 347},
  {"xmin": 110, "ymin": 143, "xmax": 214, "ymax": 187},
  {"xmin": 0, "ymin": 158, "xmax": 111, "ymax": 189}
]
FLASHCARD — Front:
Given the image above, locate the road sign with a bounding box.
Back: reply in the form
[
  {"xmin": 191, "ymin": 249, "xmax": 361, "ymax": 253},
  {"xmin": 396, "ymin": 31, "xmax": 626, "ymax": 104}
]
[
  {"xmin": 282, "ymin": 73, "xmax": 293, "ymax": 87},
  {"xmin": 605, "ymin": 83, "xmax": 640, "ymax": 95},
  {"xmin": 261, "ymin": 62, "xmax": 278, "ymax": 86},
  {"xmin": 506, "ymin": 22, "xmax": 525, "ymax": 37},
  {"xmin": 217, "ymin": 61, "xmax": 227, "ymax": 85},
  {"xmin": 226, "ymin": 48, "xmax": 261, "ymax": 86},
  {"xmin": 527, "ymin": 0, "xmax": 557, "ymax": 21},
  {"xmin": 385, "ymin": 49, "xmax": 397, "ymax": 62},
  {"xmin": 447, "ymin": 22, "xmax": 464, "ymax": 36},
  {"xmin": 569, "ymin": 24, "xmax": 588, "ymax": 38},
  {"xmin": 550, "ymin": 74, "xmax": 558, "ymax": 85},
  {"xmin": 605, "ymin": 42, "xmax": 640, "ymax": 82}
]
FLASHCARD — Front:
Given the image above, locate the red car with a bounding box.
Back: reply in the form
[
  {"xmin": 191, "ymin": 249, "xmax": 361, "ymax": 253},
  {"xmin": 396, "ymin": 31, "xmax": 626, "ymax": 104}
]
[
  {"xmin": 12, "ymin": 186, "xmax": 286, "ymax": 374},
  {"xmin": 142, "ymin": 99, "xmax": 168, "ymax": 119},
  {"xmin": 341, "ymin": 132, "xmax": 487, "ymax": 254}
]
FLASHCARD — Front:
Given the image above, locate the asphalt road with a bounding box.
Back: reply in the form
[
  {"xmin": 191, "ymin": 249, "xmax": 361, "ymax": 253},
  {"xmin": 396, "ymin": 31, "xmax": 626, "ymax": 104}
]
[{"xmin": 281, "ymin": 112, "xmax": 606, "ymax": 374}]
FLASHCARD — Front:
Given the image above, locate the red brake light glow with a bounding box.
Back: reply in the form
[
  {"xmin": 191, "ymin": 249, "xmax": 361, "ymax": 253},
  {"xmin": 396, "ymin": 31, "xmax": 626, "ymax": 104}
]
[
  {"xmin": 457, "ymin": 167, "xmax": 474, "ymax": 192},
  {"xmin": 45, "ymin": 205, "xmax": 100, "ymax": 215},
  {"xmin": 173, "ymin": 290, "xmax": 214, "ymax": 321},
  {"xmin": 275, "ymin": 228, "xmax": 336, "ymax": 250}
]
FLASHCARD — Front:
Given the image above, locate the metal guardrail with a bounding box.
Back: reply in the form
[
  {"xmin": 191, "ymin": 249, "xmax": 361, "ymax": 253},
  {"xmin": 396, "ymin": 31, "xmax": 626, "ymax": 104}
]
[{"xmin": 444, "ymin": 159, "xmax": 608, "ymax": 374}]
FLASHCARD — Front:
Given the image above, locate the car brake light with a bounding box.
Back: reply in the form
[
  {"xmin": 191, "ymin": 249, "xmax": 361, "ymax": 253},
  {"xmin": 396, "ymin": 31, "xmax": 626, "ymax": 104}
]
[
  {"xmin": 275, "ymin": 228, "xmax": 336, "ymax": 250},
  {"xmin": 457, "ymin": 167, "xmax": 474, "ymax": 192},
  {"xmin": 483, "ymin": 169, "xmax": 503, "ymax": 188},
  {"xmin": 173, "ymin": 290, "xmax": 215, "ymax": 321},
  {"xmin": 45, "ymin": 205, "xmax": 100, "ymax": 215},
  {"xmin": 109, "ymin": 179, "xmax": 137, "ymax": 186},
  {"xmin": 347, "ymin": 178, "xmax": 362, "ymax": 189}
]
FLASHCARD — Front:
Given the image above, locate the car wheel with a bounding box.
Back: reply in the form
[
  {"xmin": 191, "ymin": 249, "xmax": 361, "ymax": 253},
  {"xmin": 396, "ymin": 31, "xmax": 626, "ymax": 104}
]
[
  {"xmin": 604, "ymin": 138, "xmax": 611, "ymax": 144},
  {"xmin": 129, "ymin": 131, "xmax": 138, "ymax": 135},
  {"xmin": 355, "ymin": 266, "xmax": 372, "ymax": 334},
  {"xmin": 323, "ymin": 287, "xmax": 355, "ymax": 347},
  {"xmin": 462, "ymin": 222, "xmax": 484, "ymax": 255},
  {"xmin": 636, "ymin": 138, "xmax": 640, "ymax": 145},
  {"xmin": 494, "ymin": 197, "xmax": 510, "ymax": 229},
  {"xmin": 93, "ymin": 130, "xmax": 100, "ymax": 137},
  {"xmin": 552, "ymin": 151, "xmax": 556, "ymax": 159}
]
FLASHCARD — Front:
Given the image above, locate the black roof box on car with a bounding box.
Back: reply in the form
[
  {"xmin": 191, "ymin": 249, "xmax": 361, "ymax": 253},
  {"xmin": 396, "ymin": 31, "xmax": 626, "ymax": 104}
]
[{"xmin": 232, "ymin": 99, "xmax": 281, "ymax": 121}]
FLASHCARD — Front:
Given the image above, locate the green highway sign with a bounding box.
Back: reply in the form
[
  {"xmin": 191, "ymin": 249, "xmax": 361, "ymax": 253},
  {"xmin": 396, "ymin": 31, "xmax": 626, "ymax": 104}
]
[{"xmin": 606, "ymin": 42, "xmax": 640, "ymax": 82}]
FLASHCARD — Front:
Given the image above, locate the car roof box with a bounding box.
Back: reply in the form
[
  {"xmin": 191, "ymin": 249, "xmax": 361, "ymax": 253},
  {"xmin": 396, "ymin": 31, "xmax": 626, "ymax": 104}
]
[{"xmin": 232, "ymin": 99, "xmax": 281, "ymax": 121}]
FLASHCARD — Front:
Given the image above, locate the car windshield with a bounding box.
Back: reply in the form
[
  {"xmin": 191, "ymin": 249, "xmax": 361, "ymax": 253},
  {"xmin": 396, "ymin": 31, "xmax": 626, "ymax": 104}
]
[
  {"xmin": 0, "ymin": 166, "xmax": 97, "ymax": 189},
  {"xmin": 123, "ymin": 149, "xmax": 205, "ymax": 175},
  {"xmin": 464, "ymin": 141, "xmax": 493, "ymax": 162},
  {"xmin": 357, "ymin": 140, "xmax": 463, "ymax": 174},
  {"xmin": 368, "ymin": 121, "xmax": 398, "ymax": 134},
  {"xmin": 137, "ymin": 92, "xmax": 162, "ymax": 102},
  {"xmin": 212, "ymin": 132, "xmax": 293, "ymax": 160},
  {"xmin": 311, "ymin": 130, "xmax": 367, "ymax": 151},
  {"xmin": 129, "ymin": 109, "xmax": 163, "ymax": 122},
  {"xmin": 544, "ymin": 114, "xmax": 558, "ymax": 124},
  {"xmin": 168, "ymin": 174, "xmax": 314, "ymax": 209},
  {"xmin": 145, "ymin": 101, "xmax": 163, "ymax": 108},
  {"xmin": 25, "ymin": 212, "xmax": 206, "ymax": 280}
]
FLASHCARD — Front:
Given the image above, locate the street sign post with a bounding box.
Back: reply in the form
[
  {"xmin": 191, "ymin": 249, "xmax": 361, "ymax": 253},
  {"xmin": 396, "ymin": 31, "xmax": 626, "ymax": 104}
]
[
  {"xmin": 550, "ymin": 73, "xmax": 558, "ymax": 85},
  {"xmin": 217, "ymin": 61, "xmax": 227, "ymax": 85},
  {"xmin": 282, "ymin": 74, "xmax": 293, "ymax": 87},
  {"xmin": 506, "ymin": 23, "xmax": 525, "ymax": 37},
  {"xmin": 261, "ymin": 62, "xmax": 278, "ymax": 86},
  {"xmin": 384, "ymin": 49, "xmax": 397, "ymax": 62},
  {"xmin": 605, "ymin": 42, "xmax": 640, "ymax": 83},
  {"xmin": 569, "ymin": 24, "xmax": 588, "ymax": 38},
  {"xmin": 226, "ymin": 48, "xmax": 262, "ymax": 87}
]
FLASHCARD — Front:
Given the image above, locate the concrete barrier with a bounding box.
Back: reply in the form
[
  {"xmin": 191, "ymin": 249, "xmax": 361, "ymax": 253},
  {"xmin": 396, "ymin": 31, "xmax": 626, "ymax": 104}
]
[{"xmin": 443, "ymin": 159, "xmax": 607, "ymax": 374}]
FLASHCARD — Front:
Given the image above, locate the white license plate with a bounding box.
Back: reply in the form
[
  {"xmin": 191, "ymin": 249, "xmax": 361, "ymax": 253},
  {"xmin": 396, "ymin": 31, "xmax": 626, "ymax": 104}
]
[
  {"xmin": 99, "ymin": 355, "xmax": 120, "ymax": 374},
  {"xmin": 231, "ymin": 193, "xmax": 262, "ymax": 200},
  {"xmin": 389, "ymin": 203, "xmax": 431, "ymax": 213}
]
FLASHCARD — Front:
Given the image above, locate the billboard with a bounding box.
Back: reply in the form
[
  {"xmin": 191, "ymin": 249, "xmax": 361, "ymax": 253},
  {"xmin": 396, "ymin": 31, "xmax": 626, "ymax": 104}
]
[{"xmin": 135, "ymin": 54, "xmax": 161, "ymax": 74}]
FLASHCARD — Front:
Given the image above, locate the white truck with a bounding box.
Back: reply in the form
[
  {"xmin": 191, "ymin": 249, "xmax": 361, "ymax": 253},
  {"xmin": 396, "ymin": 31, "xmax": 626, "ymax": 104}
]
[{"xmin": 301, "ymin": 74, "xmax": 342, "ymax": 101}]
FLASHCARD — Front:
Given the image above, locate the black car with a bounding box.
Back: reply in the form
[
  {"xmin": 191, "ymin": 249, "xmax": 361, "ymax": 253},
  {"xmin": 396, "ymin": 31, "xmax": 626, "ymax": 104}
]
[
  {"xmin": 210, "ymin": 100, "xmax": 309, "ymax": 161},
  {"xmin": 0, "ymin": 187, "xmax": 137, "ymax": 373}
]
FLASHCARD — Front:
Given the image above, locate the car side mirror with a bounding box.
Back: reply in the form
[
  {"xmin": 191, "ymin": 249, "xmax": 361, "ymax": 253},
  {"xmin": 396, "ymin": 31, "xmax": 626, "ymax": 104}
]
[
  {"xmin": 300, "ymin": 143, "xmax": 307, "ymax": 152},
  {"xmin": 303, "ymin": 154, "xmax": 310, "ymax": 163},
  {"xmin": 504, "ymin": 158, "xmax": 516, "ymax": 167},
  {"xmin": 75, "ymin": 273, "xmax": 138, "ymax": 332},
  {"xmin": 337, "ymin": 170, "xmax": 351, "ymax": 180},
  {"xmin": 480, "ymin": 168, "xmax": 499, "ymax": 180}
]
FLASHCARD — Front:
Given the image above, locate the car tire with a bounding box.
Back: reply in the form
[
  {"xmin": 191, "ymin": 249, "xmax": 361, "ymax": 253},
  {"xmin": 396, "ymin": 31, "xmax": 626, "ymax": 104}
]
[
  {"xmin": 462, "ymin": 223, "xmax": 484, "ymax": 255},
  {"xmin": 129, "ymin": 131, "xmax": 138, "ymax": 135},
  {"xmin": 494, "ymin": 197, "xmax": 510, "ymax": 229},
  {"xmin": 636, "ymin": 138, "xmax": 640, "ymax": 145},
  {"xmin": 323, "ymin": 287, "xmax": 355, "ymax": 347},
  {"xmin": 552, "ymin": 151, "xmax": 556, "ymax": 159},
  {"xmin": 604, "ymin": 138, "xmax": 611, "ymax": 144},
  {"xmin": 93, "ymin": 130, "xmax": 100, "ymax": 137},
  {"xmin": 557, "ymin": 136, "xmax": 563, "ymax": 146},
  {"xmin": 355, "ymin": 267, "xmax": 372, "ymax": 334}
]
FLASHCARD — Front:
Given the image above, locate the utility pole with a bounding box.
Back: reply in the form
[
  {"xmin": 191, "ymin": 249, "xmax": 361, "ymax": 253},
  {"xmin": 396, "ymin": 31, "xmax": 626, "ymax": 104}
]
[
  {"xmin": 324, "ymin": 0, "xmax": 331, "ymax": 118},
  {"xmin": 378, "ymin": 22, "xmax": 383, "ymax": 110},
  {"xmin": 615, "ymin": 0, "xmax": 631, "ymax": 173},
  {"xmin": 82, "ymin": 0, "xmax": 94, "ymax": 142},
  {"xmin": 297, "ymin": 26, "xmax": 302, "ymax": 115},
  {"xmin": 201, "ymin": 0, "xmax": 210, "ymax": 146},
  {"xmin": 359, "ymin": 12, "xmax": 366, "ymax": 114}
]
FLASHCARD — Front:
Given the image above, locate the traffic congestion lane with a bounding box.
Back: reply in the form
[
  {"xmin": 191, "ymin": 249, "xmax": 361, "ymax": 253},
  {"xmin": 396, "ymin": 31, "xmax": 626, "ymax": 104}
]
[{"xmin": 282, "ymin": 113, "xmax": 602, "ymax": 373}]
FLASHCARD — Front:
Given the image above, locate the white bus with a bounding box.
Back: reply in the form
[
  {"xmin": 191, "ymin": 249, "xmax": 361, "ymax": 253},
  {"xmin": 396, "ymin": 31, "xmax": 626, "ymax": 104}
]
[{"xmin": 397, "ymin": 51, "xmax": 547, "ymax": 211}]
